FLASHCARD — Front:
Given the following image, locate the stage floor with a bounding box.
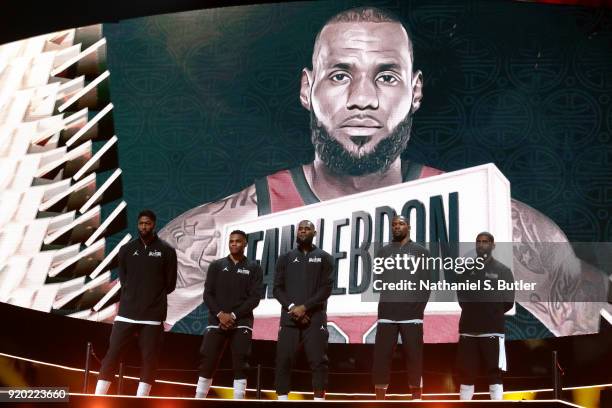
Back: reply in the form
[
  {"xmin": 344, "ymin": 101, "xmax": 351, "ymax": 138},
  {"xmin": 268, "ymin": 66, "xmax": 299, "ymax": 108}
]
[{"xmin": 5, "ymin": 394, "xmax": 583, "ymax": 408}]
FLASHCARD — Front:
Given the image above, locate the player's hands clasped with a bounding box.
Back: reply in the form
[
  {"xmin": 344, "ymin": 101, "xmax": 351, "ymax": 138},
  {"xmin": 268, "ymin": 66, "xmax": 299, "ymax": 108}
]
[{"xmin": 218, "ymin": 312, "xmax": 235, "ymax": 330}]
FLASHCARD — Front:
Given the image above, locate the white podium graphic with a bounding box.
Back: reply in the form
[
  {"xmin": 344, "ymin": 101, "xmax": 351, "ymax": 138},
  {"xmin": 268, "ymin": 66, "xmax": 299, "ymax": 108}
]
[{"xmin": 222, "ymin": 163, "xmax": 512, "ymax": 319}]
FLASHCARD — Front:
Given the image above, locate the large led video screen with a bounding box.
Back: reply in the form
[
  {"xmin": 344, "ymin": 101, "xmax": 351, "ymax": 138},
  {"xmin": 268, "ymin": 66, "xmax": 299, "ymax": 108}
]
[{"xmin": 1, "ymin": 0, "xmax": 610, "ymax": 344}]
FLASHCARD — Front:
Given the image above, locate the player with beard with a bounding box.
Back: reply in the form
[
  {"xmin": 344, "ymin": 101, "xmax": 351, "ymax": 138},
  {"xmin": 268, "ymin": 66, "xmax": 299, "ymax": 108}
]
[
  {"xmin": 273, "ymin": 220, "xmax": 334, "ymax": 400},
  {"xmin": 455, "ymin": 232, "xmax": 514, "ymax": 400},
  {"xmin": 159, "ymin": 6, "xmax": 610, "ymax": 343},
  {"xmin": 372, "ymin": 215, "xmax": 431, "ymax": 400},
  {"xmin": 96, "ymin": 210, "xmax": 177, "ymax": 397}
]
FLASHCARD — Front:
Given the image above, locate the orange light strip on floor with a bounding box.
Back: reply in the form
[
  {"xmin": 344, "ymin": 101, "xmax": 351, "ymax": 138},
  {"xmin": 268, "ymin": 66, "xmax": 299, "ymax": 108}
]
[{"xmin": 1, "ymin": 352, "xmax": 610, "ymax": 398}]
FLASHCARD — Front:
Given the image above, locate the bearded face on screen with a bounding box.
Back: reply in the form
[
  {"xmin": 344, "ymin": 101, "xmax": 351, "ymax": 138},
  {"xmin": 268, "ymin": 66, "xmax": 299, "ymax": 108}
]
[
  {"xmin": 301, "ymin": 10, "xmax": 423, "ymax": 177},
  {"xmin": 310, "ymin": 109, "xmax": 413, "ymax": 176}
]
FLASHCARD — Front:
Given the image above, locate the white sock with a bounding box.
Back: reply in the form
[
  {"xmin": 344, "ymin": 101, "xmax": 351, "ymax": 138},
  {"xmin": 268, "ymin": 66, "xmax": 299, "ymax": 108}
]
[
  {"xmin": 460, "ymin": 384, "xmax": 474, "ymax": 400},
  {"xmin": 233, "ymin": 379, "xmax": 247, "ymax": 399},
  {"xmin": 95, "ymin": 380, "xmax": 111, "ymax": 395},
  {"xmin": 136, "ymin": 382, "xmax": 151, "ymax": 397},
  {"xmin": 195, "ymin": 377, "xmax": 212, "ymax": 399},
  {"xmin": 277, "ymin": 394, "xmax": 289, "ymax": 400},
  {"xmin": 489, "ymin": 383, "xmax": 503, "ymax": 400},
  {"xmin": 314, "ymin": 396, "xmax": 325, "ymax": 401}
]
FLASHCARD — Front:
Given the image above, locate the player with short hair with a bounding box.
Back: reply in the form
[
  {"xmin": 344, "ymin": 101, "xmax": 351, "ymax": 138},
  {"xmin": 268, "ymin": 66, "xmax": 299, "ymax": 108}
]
[{"xmin": 195, "ymin": 230, "xmax": 263, "ymax": 399}]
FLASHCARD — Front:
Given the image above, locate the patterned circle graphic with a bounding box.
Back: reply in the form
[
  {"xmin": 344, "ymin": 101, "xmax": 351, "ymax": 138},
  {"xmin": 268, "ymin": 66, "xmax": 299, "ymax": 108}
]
[
  {"xmin": 439, "ymin": 145, "xmax": 495, "ymax": 172},
  {"xmin": 407, "ymin": 2, "xmax": 468, "ymax": 37},
  {"xmin": 184, "ymin": 40, "xmax": 246, "ymax": 98},
  {"xmin": 571, "ymin": 146, "xmax": 612, "ymax": 206},
  {"xmin": 112, "ymin": 97, "xmax": 146, "ymax": 150},
  {"xmin": 149, "ymin": 95, "xmax": 207, "ymax": 152},
  {"xmin": 113, "ymin": 37, "xmax": 180, "ymax": 97},
  {"xmin": 413, "ymin": 94, "xmax": 466, "ymax": 149},
  {"xmin": 506, "ymin": 36, "xmax": 567, "ymax": 92},
  {"xmin": 503, "ymin": 147, "xmax": 564, "ymax": 204},
  {"xmin": 210, "ymin": 93, "xmax": 273, "ymax": 150},
  {"xmin": 540, "ymin": 89, "xmax": 600, "ymax": 148},
  {"xmin": 241, "ymin": 145, "xmax": 302, "ymax": 183},
  {"xmin": 449, "ymin": 35, "xmax": 500, "ymax": 94},
  {"xmin": 247, "ymin": 48, "xmax": 306, "ymax": 96},
  {"xmin": 121, "ymin": 148, "xmax": 173, "ymax": 204},
  {"xmin": 176, "ymin": 147, "xmax": 237, "ymax": 203},
  {"xmin": 546, "ymin": 203, "xmax": 601, "ymax": 242},
  {"xmin": 574, "ymin": 33, "xmax": 612, "ymax": 92},
  {"xmin": 472, "ymin": 90, "xmax": 532, "ymax": 148}
]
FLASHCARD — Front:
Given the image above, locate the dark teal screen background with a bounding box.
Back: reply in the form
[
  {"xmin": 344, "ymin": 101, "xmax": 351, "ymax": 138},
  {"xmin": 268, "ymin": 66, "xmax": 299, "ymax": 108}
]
[{"xmin": 102, "ymin": 0, "xmax": 612, "ymax": 339}]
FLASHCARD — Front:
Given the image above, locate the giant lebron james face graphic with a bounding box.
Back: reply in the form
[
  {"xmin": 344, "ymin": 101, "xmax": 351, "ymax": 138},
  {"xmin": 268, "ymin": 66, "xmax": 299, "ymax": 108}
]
[{"xmin": 300, "ymin": 21, "xmax": 423, "ymax": 176}]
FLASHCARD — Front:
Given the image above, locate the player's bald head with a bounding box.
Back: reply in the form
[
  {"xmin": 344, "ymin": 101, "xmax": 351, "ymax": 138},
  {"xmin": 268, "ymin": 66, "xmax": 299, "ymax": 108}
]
[
  {"xmin": 392, "ymin": 214, "xmax": 409, "ymax": 225},
  {"xmin": 296, "ymin": 220, "xmax": 316, "ymax": 246},
  {"xmin": 311, "ymin": 7, "xmax": 414, "ymax": 71},
  {"xmin": 298, "ymin": 220, "xmax": 315, "ymax": 230}
]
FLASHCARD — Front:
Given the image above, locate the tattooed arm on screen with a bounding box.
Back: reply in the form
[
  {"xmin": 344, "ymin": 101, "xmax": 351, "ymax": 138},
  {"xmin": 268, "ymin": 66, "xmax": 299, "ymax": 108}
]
[{"xmin": 511, "ymin": 199, "xmax": 610, "ymax": 336}]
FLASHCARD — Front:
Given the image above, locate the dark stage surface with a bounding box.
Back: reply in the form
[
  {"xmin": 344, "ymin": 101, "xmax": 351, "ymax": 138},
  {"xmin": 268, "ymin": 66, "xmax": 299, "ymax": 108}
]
[{"xmin": 1, "ymin": 302, "xmax": 611, "ymax": 405}]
